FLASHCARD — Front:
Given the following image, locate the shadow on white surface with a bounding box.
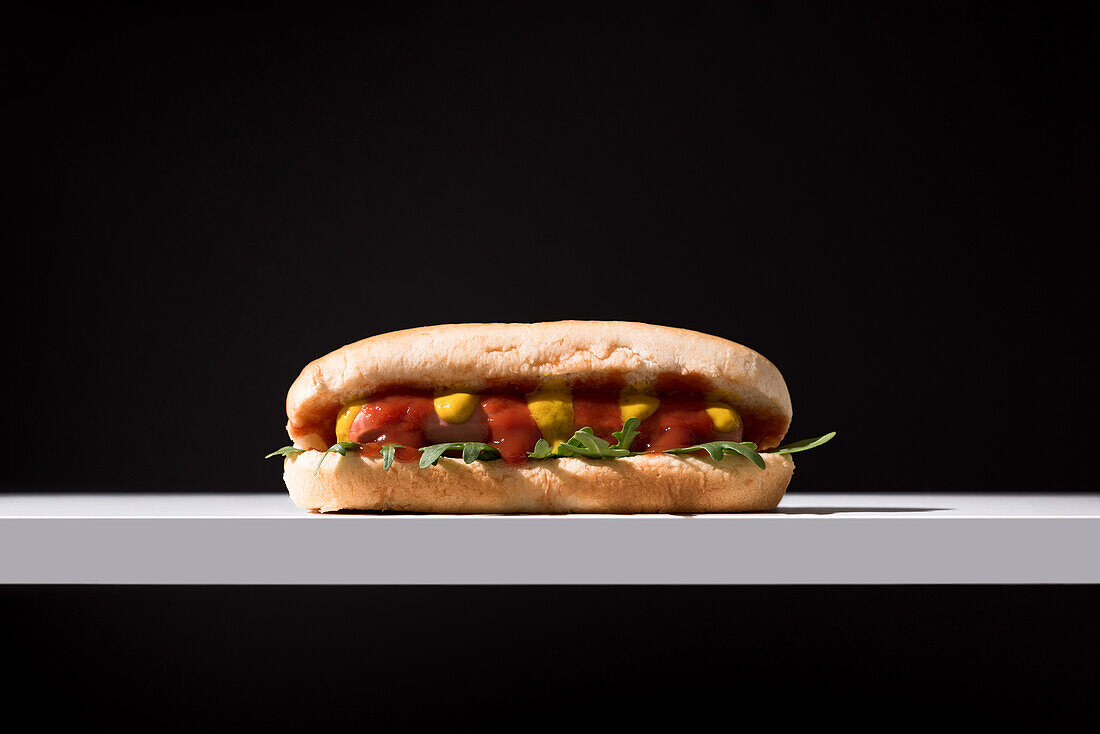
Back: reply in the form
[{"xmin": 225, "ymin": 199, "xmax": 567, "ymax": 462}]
[{"xmin": 769, "ymin": 506, "xmax": 948, "ymax": 515}]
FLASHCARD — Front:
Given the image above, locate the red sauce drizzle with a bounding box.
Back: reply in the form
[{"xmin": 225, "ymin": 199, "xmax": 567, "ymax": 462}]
[
  {"xmin": 340, "ymin": 388, "xmax": 745, "ymax": 464},
  {"xmin": 347, "ymin": 391, "xmax": 434, "ymax": 463},
  {"xmin": 480, "ymin": 394, "xmax": 542, "ymax": 465},
  {"xmin": 634, "ymin": 396, "xmax": 714, "ymax": 453},
  {"xmin": 571, "ymin": 388, "xmax": 625, "ymax": 445}
]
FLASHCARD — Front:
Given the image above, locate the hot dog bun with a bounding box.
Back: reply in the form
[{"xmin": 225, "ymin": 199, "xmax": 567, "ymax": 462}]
[
  {"xmin": 285, "ymin": 449, "xmax": 795, "ymax": 514},
  {"xmin": 286, "ymin": 321, "xmax": 793, "ymax": 451},
  {"xmin": 280, "ymin": 321, "xmax": 797, "ymax": 513}
]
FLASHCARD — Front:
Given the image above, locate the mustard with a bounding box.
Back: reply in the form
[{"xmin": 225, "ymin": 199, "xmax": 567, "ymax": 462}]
[
  {"xmin": 433, "ymin": 390, "xmax": 480, "ymax": 424},
  {"xmin": 619, "ymin": 389, "xmax": 660, "ymax": 424},
  {"xmin": 705, "ymin": 401, "xmax": 741, "ymax": 433},
  {"xmin": 525, "ymin": 385, "xmax": 574, "ymax": 448},
  {"xmin": 335, "ymin": 400, "xmax": 369, "ymax": 443}
]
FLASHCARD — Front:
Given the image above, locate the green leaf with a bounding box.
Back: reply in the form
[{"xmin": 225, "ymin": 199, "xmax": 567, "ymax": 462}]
[
  {"xmin": 265, "ymin": 446, "xmax": 305, "ymax": 459},
  {"xmin": 461, "ymin": 443, "xmax": 483, "ymax": 464},
  {"xmin": 717, "ymin": 441, "xmax": 766, "ymax": 469},
  {"xmin": 611, "ymin": 416, "xmax": 641, "ymax": 450},
  {"xmin": 314, "ymin": 441, "xmax": 362, "ymax": 476},
  {"xmin": 663, "ymin": 441, "xmax": 766, "ymax": 470},
  {"xmin": 380, "ymin": 444, "xmax": 403, "ymax": 470},
  {"xmin": 772, "ymin": 432, "xmax": 836, "ymax": 455},
  {"xmin": 563, "ymin": 426, "xmax": 594, "ymax": 444},
  {"xmin": 418, "ymin": 442, "xmax": 500, "ymax": 468},
  {"xmin": 553, "ymin": 443, "xmax": 582, "ymax": 457},
  {"xmin": 554, "ymin": 426, "xmax": 634, "ymax": 459},
  {"xmin": 419, "ymin": 443, "xmax": 454, "ymax": 468},
  {"xmin": 528, "ymin": 439, "xmax": 553, "ymax": 459},
  {"xmin": 573, "ymin": 429, "xmax": 609, "ymax": 454},
  {"xmin": 299, "ymin": 423, "xmax": 832, "ymax": 474},
  {"xmin": 701, "ymin": 444, "xmax": 724, "ymax": 461}
]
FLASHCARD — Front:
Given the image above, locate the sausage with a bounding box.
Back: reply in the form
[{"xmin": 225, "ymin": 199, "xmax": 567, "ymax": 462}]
[{"xmin": 422, "ymin": 404, "xmax": 490, "ymax": 444}]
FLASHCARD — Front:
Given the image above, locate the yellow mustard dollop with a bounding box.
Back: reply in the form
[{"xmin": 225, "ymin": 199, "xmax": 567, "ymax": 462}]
[
  {"xmin": 335, "ymin": 400, "xmax": 369, "ymax": 443},
  {"xmin": 619, "ymin": 389, "xmax": 660, "ymax": 424},
  {"xmin": 525, "ymin": 385, "xmax": 574, "ymax": 448},
  {"xmin": 705, "ymin": 401, "xmax": 742, "ymax": 433},
  {"xmin": 433, "ymin": 390, "xmax": 480, "ymax": 424}
]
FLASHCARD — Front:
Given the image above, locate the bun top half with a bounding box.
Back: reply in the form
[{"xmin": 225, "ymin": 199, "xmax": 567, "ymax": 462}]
[{"xmin": 285, "ymin": 321, "xmax": 793, "ymax": 450}]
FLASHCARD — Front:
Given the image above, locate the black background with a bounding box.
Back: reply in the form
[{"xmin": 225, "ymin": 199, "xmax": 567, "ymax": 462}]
[
  {"xmin": 3, "ymin": 2, "xmax": 1097, "ymax": 725},
  {"xmin": 5, "ymin": 2, "xmax": 1095, "ymax": 493},
  {"xmin": 4, "ymin": 585, "xmax": 1098, "ymax": 726}
]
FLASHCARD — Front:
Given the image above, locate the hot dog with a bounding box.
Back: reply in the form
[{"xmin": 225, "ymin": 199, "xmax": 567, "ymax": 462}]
[{"xmin": 270, "ymin": 321, "xmax": 833, "ymax": 513}]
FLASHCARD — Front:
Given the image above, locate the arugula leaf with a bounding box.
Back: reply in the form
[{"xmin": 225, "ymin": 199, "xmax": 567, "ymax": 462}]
[
  {"xmin": 570, "ymin": 428, "xmax": 605, "ymax": 454},
  {"xmin": 419, "ymin": 442, "xmax": 500, "ymax": 468},
  {"xmin": 611, "ymin": 416, "xmax": 641, "ymax": 450},
  {"xmin": 663, "ymin": 441, "xmax": 766, "ymax": 470},
  {"xmin": 265, "ymin": 446, "xmax": 305, "ymax": 459},
  {"xmin": 461, "ymin": 443, "xmax": 484, "ymax": 464},
  {"xmin": 419, "ymin": 443, "xmax": 455, "ymax": 468},
  {"xmin": 555, "ymin": 427, "xmax": 635, "ymax": 459},
  {"xmin": 380, "ymin": 443, "xmax": 404, "ymax": 470},
  {"xmin": 267, "ymin": 418, "xmax": 834, "ymax": 473},
  {"xmin": 528, "ymin": 439, "xmax": 553, "ymax": 459},
  {"xmin": 773, "ymin": 432, "xmax": 836, "ymax": 455},
  {"xmin": 314, "ymin": 441, "xmax": 362, "ymax": 476}
]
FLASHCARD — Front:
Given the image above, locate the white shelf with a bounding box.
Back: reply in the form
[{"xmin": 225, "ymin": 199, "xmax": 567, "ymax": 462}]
[{"xmin": 1, "ymin": 492, "xmax": 1097, "ymax": 584}]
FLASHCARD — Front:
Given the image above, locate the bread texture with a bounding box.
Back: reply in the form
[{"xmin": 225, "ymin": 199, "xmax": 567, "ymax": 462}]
[
  {"xmin": 286, "ymin": 321, "xmax": 792, "ymax": 451},
  {"xmin": 285, "ymin": 450, "xmax": 795, "ymax": 514}
]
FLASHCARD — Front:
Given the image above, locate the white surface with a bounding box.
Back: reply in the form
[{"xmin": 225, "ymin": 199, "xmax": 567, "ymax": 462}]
[{"xmin": 1, "ymin": 492, "xmax": 1097, "ymax": 584}]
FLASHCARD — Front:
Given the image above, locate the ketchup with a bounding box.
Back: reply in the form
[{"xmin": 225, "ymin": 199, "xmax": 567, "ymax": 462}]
[
  {"xmin": 480, "ymin": 394, "xmax": 542, "ymax": 465},
  {"xmin": 571, "ymin": 388, "xmax": 624, "ymax": 445},
  {"xmin": 341, "ymin": 388, "xmax": 745, "ymax": 464},
  {"xmin": 348, "ymin": 392, "xmax": 434, "ymax": 463},
  {"xmin": 634, "ymin": 396, "xmax": 714, "ymax": 453}
]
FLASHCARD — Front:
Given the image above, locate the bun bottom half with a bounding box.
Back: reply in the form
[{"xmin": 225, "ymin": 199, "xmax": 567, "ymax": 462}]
[{"xmin": 284, "ymin": 451, "xmax": 795, "ymax": 514}]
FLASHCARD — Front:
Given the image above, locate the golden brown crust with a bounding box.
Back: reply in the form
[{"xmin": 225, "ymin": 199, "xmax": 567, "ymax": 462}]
[
  {"xmin": 284, "ymin": 451, "xmax": 795, "ymax": 514},
  {"xmin": 285, "ymin": 321, "xmax": 792, "ymax": 450}
]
